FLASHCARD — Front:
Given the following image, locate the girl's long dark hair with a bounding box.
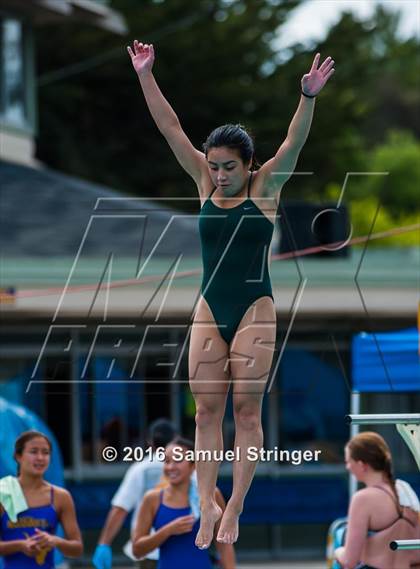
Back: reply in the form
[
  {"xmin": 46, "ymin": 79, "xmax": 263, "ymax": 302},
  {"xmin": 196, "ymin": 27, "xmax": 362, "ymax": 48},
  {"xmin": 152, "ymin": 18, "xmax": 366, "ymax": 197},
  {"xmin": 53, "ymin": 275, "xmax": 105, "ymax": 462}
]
[
  {"xmin": 14, "ymin": 430, "xmax": 52, "ymax": 475},
  {"xmin": 167, "ymin": 436, "xmax": 195, "ymax": 462}
]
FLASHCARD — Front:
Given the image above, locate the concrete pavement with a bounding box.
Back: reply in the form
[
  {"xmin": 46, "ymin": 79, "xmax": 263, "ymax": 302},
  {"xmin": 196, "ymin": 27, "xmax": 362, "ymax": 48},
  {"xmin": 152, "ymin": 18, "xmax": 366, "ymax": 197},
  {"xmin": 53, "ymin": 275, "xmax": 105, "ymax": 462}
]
[
  {"xmin": 237, "ymin": 563, "xmax": 324, "ymax": 569},
  {"xmin": 115, "ymin": 561, "xmax": 326, "ymax": 569}
]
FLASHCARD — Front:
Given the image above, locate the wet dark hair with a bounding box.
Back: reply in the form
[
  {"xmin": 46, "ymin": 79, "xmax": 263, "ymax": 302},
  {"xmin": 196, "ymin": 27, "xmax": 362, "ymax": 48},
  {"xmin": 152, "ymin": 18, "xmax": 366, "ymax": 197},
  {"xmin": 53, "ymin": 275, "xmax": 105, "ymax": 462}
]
[
  {"xmin": 167, "ymin": 436, "xmax": 195, "ymax": 462},
  {"xmin": 14, "ymin": 431, "xmax": 52, "ymax": 475},
  {"xmin": 203, "ymin": 123, "xmax": 259, "ymax": 170},
  {"xmin": 147, "ymin": 418, "xmax": 178, "ymax": 449},
  {"xmin": 347, "ymin": 431, "xmax": 399, "ymax": 503}
]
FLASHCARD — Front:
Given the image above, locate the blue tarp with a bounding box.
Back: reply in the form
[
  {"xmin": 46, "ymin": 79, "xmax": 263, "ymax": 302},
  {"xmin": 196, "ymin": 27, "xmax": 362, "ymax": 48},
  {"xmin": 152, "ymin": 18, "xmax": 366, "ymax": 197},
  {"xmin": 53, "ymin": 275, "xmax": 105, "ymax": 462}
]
[
  {"xmin": 280, "ymin": 349, "xmax": 349, "ymax": 442},
  {"xmin": 0, "ymin": 397, "xmax": 64, "ymax": 483},
  {"xmin": 352, "ymin": 327, "xmax": 420, "ymax": 392},
  {"xmin": 0, "ymin": 397, "xmax": 65, "ymax": 566}
]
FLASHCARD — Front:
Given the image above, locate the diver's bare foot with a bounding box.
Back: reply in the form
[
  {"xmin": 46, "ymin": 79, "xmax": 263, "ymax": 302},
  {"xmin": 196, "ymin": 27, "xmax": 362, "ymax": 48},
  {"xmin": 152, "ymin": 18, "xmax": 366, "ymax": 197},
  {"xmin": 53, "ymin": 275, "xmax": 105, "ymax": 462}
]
[
  {"xmin": 216, "ymin": 504, "xmax": 241, "ymax": 544},
  {"xmin": 195, "ymin": 502, "xmax": 222, "ymax": 549}
]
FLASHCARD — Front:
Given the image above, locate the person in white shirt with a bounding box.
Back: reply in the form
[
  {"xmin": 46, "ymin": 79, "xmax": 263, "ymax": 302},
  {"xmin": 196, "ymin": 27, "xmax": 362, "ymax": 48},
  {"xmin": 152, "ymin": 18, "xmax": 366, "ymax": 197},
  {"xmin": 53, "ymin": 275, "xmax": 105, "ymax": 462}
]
[{"xmin": 92, "ymin": 419, "xmax": 180, "ymax": 569}]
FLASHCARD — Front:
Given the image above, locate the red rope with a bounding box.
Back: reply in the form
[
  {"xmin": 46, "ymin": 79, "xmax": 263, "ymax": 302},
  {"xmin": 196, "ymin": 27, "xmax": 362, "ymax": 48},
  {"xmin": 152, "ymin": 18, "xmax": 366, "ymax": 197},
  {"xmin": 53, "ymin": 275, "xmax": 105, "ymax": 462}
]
[{"xmin": 14, "ymin": 222, "xmax": 419, "ymax": 299}]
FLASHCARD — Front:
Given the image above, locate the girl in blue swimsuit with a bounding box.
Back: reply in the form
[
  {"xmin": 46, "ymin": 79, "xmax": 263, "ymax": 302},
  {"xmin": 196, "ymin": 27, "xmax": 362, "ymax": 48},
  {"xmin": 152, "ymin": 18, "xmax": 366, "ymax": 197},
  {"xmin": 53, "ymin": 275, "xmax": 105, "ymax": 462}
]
[
  {"xmin": 132, "ymin": 437, "xmax": 235, "ymax": 569},
  {"xmin": 0, "ymin": 431, "xmax": 83, "ymax": 568},
  {"xmin": 128, "ymin": 39, "xmax": 335, "ymax": 548}
]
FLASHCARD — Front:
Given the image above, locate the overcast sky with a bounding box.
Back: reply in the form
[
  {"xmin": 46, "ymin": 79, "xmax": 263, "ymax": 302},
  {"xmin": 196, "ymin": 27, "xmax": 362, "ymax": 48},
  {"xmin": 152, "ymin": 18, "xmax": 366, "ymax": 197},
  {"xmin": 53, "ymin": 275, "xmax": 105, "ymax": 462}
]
[{"xmin": 275, "ymin": 0, "xmax": 420, "ymax": 50}]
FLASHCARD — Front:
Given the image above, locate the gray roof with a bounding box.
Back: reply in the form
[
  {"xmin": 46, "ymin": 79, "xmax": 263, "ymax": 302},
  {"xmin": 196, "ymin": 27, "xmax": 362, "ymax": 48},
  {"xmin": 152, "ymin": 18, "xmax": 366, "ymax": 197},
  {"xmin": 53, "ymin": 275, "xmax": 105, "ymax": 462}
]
[
  {"xmin": 0, "ymin": 0, "xmax": 127, "ymax": 34},
  {"xmin": 0, "ymin": 160, "xmax": 201, "ymax": 258},
  {"xmin": 1, "ymin": 160, "xmax": 418, "ymax": 324}
]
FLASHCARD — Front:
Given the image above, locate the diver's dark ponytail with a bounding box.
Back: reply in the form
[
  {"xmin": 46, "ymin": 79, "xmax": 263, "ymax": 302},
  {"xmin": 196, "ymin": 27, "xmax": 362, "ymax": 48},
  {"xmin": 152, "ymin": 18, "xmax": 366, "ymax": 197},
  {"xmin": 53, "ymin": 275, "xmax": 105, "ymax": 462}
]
[
  {"xmin": 203, "ymin": 123, "xmax": 256, "ymax": 168},
  {"xmin": 251, "ymin": 154, "xmax": 261, "ymax": 171}
]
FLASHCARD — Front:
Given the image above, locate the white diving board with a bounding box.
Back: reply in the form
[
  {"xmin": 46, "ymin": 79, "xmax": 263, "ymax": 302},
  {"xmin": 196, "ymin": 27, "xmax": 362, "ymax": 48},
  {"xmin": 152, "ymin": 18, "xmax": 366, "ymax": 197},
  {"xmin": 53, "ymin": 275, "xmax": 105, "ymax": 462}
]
[
  {"xmin": 345, "ymin": 413, "xmax": 420, "ymax": 554},
  {"xmin": 346, "ymin": 414, "xmax": 420, "ymax": 425},
  {"xmin": 390, "ymin": 539, "xmax": 420, "ymax": 551},
  {"xmin": 346, "ymin": 414, "xmax": 420, "ymax": 470}
]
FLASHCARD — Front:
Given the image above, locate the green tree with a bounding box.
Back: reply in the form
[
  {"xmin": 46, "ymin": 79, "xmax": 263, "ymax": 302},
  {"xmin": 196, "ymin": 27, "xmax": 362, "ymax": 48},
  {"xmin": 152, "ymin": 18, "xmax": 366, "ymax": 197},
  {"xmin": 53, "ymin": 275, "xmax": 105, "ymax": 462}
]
[
  {"xmin": 360, "ymin": 130, "xmax": 420, "ymax": 215},
  {"xmin": 275, "ymin": 6, "xmax": 420, "ymax": 202},
  {"xmin": 325, "ymin": 130, "xmax": 420, "ymax": 247},
  {"xmin": 35, "ymin": 1, "xmax": 419, "ymax": 220},
  {"xmin": 35, "ymin": 0, "xmax": 300, "ymax": 207}
]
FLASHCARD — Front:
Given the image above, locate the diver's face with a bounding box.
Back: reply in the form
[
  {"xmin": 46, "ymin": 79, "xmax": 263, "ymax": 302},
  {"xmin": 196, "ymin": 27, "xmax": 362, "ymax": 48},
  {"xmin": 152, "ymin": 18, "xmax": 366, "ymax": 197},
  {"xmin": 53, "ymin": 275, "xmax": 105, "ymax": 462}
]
[{"xmin": 207, "ymin": 147, "xmax": 250, "ymax": 196}]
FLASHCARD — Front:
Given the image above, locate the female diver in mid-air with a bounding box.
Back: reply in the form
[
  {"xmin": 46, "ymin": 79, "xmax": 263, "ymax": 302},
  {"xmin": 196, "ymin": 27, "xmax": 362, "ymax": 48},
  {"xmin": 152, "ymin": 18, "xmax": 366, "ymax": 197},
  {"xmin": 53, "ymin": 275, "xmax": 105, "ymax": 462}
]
[{"xmin": 128, "ymin": 39, "xmax": 335, "ymax": 548}]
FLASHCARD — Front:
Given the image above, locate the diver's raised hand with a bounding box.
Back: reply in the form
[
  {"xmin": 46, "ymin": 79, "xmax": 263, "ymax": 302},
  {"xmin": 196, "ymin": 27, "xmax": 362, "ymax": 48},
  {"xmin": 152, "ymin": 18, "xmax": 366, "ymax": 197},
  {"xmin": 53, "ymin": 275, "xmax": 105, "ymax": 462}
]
[
  {"xmin": 127, "ymin": 40, "xmax": 155, "ymax": 76},
  {"xmin": 301, "ymin": 53, "xmax": 335, "ymax": 97}
]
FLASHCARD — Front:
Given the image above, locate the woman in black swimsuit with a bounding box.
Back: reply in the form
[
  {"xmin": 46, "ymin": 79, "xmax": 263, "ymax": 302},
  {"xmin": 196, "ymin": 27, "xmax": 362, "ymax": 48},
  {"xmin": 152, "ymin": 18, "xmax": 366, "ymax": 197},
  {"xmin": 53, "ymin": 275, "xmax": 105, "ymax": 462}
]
[{"xmin": 127, "ymin": 39, "xmax": 335, "ymax": 548}]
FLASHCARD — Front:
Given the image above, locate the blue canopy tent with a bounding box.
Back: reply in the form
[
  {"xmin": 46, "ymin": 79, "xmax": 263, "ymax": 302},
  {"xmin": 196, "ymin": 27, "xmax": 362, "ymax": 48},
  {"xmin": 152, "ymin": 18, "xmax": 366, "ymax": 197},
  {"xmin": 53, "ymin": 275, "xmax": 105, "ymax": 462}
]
[
  {"xmin": 0, "ymin": 397, "xmax": 64, "ymax": 482},
  {"xmin": 352, "ymin": 327, "xmax": 420, "ymax": 393},
  {"xmin": 350, "ymin": 327, "xmax": 420, "ymax": 493}
]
